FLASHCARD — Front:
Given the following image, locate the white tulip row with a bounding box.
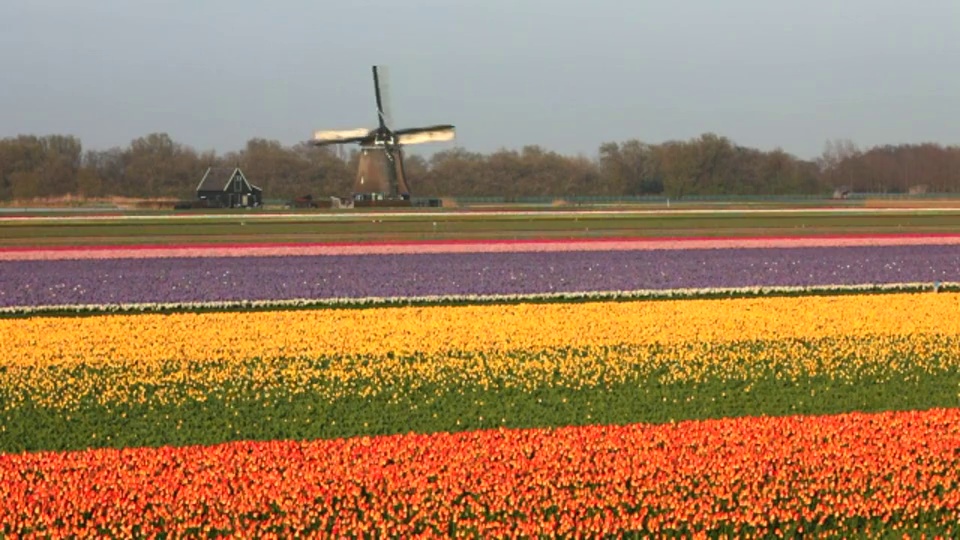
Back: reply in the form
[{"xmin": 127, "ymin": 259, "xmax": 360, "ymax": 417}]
[{"xmin": 2, "ymin": 281, "xmax": 956, "ymax": 318}]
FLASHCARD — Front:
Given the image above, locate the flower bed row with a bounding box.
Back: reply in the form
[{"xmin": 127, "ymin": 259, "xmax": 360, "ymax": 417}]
[
  {"xmin": 4, "ymin": 334, "xmax": 959, "ymax": 453},
  {"xmin": 3, "ymin": 409, "xmax": 959, "ymax": 538},
  {"xmin": 2, "ymin": 243, "xmax": 959, "ymax": 308},
  {"xmin": 2, "ymin": 281, "xmax": 955, "ymax": 317},
  {"xmin": 4, "ymin": 233, "xmax": 960, "ymax": 260},
  {"xmin": 4, "ymin": 293, "xmax": 960, "ymax": 452},
  {"xmin": 9, "ymin": 292, "xmax": 960, "ymax": 365}
]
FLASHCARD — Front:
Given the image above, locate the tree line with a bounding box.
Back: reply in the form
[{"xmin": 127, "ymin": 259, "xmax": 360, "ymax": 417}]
[{"xmin": 1, "ymin": 132, "xmax": 959, "ymax": 201}]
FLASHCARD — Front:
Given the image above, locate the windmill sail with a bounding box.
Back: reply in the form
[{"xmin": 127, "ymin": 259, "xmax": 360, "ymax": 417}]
[
  {"xmin": 395, "ymin": 125, "xmax": 456, "ymax": 145},
  {"xmin": 377, "ymin": 66, "xmax": 395, "ymax": 128},
  {"xmin": 312, "ymin": 128, "xmax": 371, "ymax": 145},
  {"xmin": 372, "ymin": 66, "xmax": 388, "ymax": 130}
]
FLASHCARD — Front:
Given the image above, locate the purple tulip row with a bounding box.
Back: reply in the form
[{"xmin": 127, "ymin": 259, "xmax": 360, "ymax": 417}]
[{"xmin": 1, "ymin": 244, "xmax": 958, "ymax": 308}]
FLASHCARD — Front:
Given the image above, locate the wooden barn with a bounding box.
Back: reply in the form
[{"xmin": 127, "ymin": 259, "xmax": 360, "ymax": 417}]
[{"xmin": 196, "ymin": 167, "xmax": 262, "ymax": 208}]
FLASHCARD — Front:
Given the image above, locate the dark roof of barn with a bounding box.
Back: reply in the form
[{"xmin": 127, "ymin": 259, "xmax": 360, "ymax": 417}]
[{"xmin": 196, "ymin": 167, "xmax": 261, "ymax": 192}]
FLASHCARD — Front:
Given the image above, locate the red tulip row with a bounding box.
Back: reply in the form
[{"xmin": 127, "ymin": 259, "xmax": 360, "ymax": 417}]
[{"xmin": 2, "ymin": 408, "xmax": 959, "ymax": 538}]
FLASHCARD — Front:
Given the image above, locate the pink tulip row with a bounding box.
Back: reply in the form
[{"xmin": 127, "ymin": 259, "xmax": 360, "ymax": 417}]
[{"xmin": 4, "ymin": 233, "xmax": 960, "ymax": 261}]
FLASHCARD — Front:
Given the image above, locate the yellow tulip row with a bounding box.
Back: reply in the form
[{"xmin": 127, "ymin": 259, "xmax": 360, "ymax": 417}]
[
  {"xmin": 1, "ymin": 292, "xmax": 958, "ymax": 410},
  {"xmin": 1, "ymin": 334, "xmax": 957, "ymax": 411},
  {"xmin": 4, "ymin": 292, "xmax": 958, "ymax": 368}
]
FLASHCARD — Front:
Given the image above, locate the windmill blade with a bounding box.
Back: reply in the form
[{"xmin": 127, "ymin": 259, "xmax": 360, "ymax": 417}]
[
  {"xmin": 311, "ymin": 128, "xmax": 372, "ymax": 145},
  {"xmin": 382, "ymin": 147, "xmax": 399, "ymax": 197},
  {"xmin": 395, "ymin": 125, "xmax": 456, "ymax": 145},
  {"xmin": 396, "ymin": 147, "xmax": 410, "ymax": 197},
  {"xmin": 381, "ymin": 146, "xmax": 410, "ymax": 198},
  {"xmin": 372, "ymin": 65, "xmax": 388, "ymax": 130},
  {"xmin": 378, "ymin": 65, "xmax": 395, "ymax": 129}
]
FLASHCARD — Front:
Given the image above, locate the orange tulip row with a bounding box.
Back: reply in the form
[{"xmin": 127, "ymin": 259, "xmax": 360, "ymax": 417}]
[{"xmin": 1, "ymin": 408, "xmax": 959, "ymax": 538}]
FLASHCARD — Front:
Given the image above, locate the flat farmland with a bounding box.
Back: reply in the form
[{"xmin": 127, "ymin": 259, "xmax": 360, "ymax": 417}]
[
  {"xmin": 3, "ymin": 205, "xmax": 960, "ymax": 247},
  {"xmin": 3, "ymin": 204, "xmax": 960, "ymax": 537}
]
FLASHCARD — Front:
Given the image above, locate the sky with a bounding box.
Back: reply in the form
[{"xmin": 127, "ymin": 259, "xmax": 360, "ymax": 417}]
[{"xmin": 2, "ymin": 0, "xmax": 959, "ymax": 160}]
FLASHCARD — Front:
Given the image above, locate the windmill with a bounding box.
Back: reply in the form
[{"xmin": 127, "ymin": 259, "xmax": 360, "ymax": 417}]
[{"xmin": 310, "ymin": 66, "xmax": 455, "ymax": 203}]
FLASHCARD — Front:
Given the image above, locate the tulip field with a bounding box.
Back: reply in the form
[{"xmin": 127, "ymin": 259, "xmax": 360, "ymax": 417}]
[{"xmin": 3, "ymin": 227, "xmax": 960, "ymax": 537}]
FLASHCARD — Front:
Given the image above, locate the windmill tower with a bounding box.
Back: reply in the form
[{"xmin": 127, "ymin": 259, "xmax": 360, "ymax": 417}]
[{"xmin": 310, "ymin": 66, "xmax": 455, "ymax": 203}]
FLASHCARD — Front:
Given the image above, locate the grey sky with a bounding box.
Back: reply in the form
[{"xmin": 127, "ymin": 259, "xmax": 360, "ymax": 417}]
[{"xmin": 2, "ymin": 0, "xmax": 959, "ymax": 160}]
